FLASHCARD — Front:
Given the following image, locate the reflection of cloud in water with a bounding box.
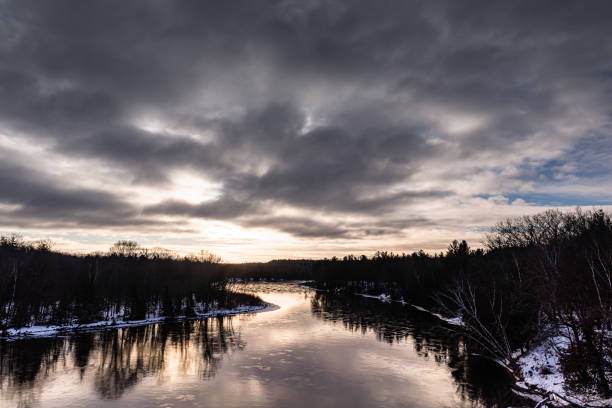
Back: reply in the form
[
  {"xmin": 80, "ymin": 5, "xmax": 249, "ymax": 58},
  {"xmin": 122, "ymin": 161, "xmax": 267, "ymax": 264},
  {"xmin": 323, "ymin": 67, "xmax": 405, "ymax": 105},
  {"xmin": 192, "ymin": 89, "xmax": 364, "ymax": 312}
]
[
  {"xmin": 1, "ymin": 283, "xmax": 521, "ymax": 408},
  {"xmin": 310, "ymin": 291, "xmax": 517, "ymax": 407},
  {"xmin": 0, "ymin": 316, "xmax": 243, "ymax": 406}
]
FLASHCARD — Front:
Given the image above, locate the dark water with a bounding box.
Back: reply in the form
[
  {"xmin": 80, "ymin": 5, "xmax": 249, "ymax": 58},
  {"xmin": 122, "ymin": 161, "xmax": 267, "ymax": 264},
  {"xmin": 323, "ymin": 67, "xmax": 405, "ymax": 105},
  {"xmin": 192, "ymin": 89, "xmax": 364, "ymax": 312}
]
[{"xmin": 0, "ymin": 283, "xmax": 518, "ymax": 408}]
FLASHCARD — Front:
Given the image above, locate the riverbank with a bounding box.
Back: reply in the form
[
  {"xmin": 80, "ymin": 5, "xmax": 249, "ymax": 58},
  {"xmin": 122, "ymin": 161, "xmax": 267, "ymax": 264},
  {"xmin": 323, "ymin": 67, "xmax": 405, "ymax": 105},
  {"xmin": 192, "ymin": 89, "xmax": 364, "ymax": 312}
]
[
  {"xmin": 512, "ymin": 335, "xmax": 612, "ymax": 408},
  {"xmin": 1, "ymin": 301, "xmax": 278, "ymax": 341},
  {"xmin": 353, "ymin": 291, "xmax": 464, "ymax": 326},
  {"xmin": 350, "ymin": 288, "xmax": 611, "ymax": 408}
]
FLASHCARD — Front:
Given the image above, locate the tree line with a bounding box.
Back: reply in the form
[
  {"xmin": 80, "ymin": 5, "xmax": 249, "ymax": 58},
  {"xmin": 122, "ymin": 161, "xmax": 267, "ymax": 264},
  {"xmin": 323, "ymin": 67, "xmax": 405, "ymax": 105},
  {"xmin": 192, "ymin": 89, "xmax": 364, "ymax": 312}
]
[{"xmin": 0, "ymin": 238, "xmax": 260, "ymax": 332}]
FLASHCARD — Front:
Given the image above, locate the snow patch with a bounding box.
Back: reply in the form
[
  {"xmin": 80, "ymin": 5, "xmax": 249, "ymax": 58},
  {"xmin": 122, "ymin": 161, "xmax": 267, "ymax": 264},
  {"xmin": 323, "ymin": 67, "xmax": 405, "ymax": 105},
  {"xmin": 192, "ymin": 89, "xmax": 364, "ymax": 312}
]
[
  {"xmin": 354, "ymin": 292, "xmax": 463, "ymax": 325},
  {"xmin": 1, "ymin": 302, "xmax": 278, "ymax": 341},
  {"xmin": 517, "ymin": 335, "xmax": 569, "ymax": 397},
  {"xmin": 410, "ymin": 304, "xmax": 464, "ymax": 326},
  {"xmin": 355, "ymin": 293, "xmax": 392, "ymax": 303},
  {"xmin": 515, "ymin": 333, "xmax": 612, "ymax": 407}
]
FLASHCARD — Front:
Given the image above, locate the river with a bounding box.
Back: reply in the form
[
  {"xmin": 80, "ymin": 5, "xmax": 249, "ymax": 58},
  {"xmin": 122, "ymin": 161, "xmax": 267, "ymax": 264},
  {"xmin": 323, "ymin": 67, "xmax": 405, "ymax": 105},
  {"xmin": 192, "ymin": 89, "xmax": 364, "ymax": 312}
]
[{"xmin": 0, "ymin": 283, "xmax": 519, "ymax": 407}]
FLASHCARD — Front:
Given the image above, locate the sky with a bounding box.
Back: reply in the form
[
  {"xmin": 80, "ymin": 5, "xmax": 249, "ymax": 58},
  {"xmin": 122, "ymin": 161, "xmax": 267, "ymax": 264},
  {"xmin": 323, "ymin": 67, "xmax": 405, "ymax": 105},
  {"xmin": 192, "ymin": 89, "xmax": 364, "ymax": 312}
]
[{"xmin": 1, "ymin": 0, "xmax": 612, "ymax": 262}]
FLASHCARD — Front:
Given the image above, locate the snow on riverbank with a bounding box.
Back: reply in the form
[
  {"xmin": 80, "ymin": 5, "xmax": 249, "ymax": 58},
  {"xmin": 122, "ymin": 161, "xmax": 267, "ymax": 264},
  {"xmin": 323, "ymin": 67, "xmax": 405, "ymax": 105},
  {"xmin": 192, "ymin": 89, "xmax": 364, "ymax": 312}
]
[
  {"xmin": 514, "ymin": 334, "xmax": 612, "ymax": 407},
  {"xmin": 516, "ymin": 335, "xmax": 568, "ymax": 398},
  {"xmin": 354, "ymin": 292, "xmax": 464, "ymax": 326},
  {"xmin": 1, "ymin": 302, "xmax": 278, "ymax": 341},
  {"xmin": 356, "ymin": 293, "xmax": 392, "ymax": 303},
  {"xmin": 409, "ymin": 304, "xmax": 464, "ymax": 326},
  {"xmin": 352, "ymin": 290, "xmax": 612, "ymax": 406}
]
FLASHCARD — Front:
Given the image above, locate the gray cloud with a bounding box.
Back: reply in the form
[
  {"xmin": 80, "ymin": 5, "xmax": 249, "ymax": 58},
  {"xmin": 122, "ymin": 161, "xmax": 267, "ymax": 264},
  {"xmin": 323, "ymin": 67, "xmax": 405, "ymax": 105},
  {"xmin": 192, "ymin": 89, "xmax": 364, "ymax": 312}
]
[
  {"xmin": 0, "ymin": 158, "xmax": 135, "ymax": 227},
  {"xmin": 1, "ymin": 0, "xmax": 612, "ymax": 244},
  {"xmin": 0, "ymin": 154, "xmax": 198, "ymax": 233}
]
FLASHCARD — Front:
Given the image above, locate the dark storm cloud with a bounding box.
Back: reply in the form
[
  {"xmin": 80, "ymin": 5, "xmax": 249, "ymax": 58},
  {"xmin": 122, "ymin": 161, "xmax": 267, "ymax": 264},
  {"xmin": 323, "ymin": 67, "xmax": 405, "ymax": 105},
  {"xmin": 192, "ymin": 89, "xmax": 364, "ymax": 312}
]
[
  {"xmin": 239, "ymin": 215, "xmax": 436, "ymax": 239},
  {"xmin": 0, "ymin": 158, "xmax": 135, "ymax": 227},
  {"xmin": 243, "ymin": 216, "xmax": 350, "ymax": 239},
  {"xmin": 1, "ymin": 0, "xmax": 612, "ymax": 239},
  {"xmin": 0, "ymin": 156, "xmax": 199, "ymax": 232},
  {"xmin": 144, "ymin": 195, "xmax": 259, "ymax": 220}
]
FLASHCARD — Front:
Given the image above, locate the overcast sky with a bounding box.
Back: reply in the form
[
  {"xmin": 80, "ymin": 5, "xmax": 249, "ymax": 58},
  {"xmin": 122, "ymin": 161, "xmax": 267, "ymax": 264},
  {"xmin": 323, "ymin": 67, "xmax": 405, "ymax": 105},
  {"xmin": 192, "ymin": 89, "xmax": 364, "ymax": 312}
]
[{"xmin": 1, "ymin": 0, "xmax": 612, "ymax": 261}]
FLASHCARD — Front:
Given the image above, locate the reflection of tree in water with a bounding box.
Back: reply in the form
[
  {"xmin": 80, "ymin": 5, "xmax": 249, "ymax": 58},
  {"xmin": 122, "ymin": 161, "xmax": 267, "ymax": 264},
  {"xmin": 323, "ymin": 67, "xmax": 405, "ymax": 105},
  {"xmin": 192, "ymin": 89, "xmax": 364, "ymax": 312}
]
[
  {"xmin": 92, "ymin": 316, "xmax": 246, "ymax": 399},
  {"xmin": 0, "ymin": 337, "xmax": 66, "ymax": 408},
  {"xmin": 167, "ymin": 316, "xmax": 246, "ymax": 382},
  {"xmin": 311, "ymin": 292, "xmax": 517, "ymax": 407},
  {"xmin": 94, "ymin": 324, "xmax": 167, "ymax": 399},
  {"xmin": 0, "ymin": 316, "xmax": 245, "ymax": 406}
]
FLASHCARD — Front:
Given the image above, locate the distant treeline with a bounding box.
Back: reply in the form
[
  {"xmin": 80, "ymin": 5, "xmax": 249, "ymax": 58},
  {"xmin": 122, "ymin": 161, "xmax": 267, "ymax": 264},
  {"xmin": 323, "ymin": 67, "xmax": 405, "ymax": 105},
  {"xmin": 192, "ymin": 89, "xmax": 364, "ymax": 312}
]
[
  {"xmin": 224, "ymin": 208, "xmax": 612, "ymax": 397},
  {"xmin": 0, "ymin": 238, "xmax": 261, "ymax": 331}
]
